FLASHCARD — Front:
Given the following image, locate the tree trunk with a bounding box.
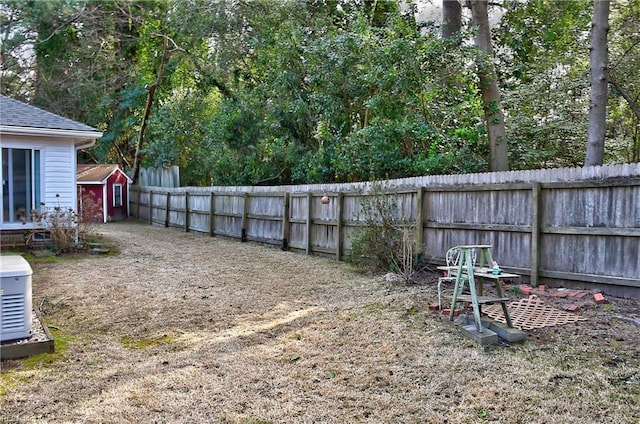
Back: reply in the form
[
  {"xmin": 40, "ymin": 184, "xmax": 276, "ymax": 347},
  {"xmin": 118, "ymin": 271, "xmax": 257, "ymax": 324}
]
[
  {"xmin": 585, "ymin": 0, "xmax": 610, "ymax": 167},
  {"xmin": 469, "ymin": 0, "xmax": 509, "ymax": 172},
  {"xmin": 442, "ymin": 0, "xmax": 462, "ymax": 39},
  {"xmin": 132, "ymin": 36, "xmax": 171, "ymax": 184}
]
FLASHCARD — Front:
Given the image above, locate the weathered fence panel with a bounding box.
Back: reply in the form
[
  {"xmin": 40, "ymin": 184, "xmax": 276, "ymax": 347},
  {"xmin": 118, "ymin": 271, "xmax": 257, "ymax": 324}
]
[
  {"xmin": 169, "ymin": 192, "xmax": 185, "ymax": 229},
  {"xmin": 212, "ymin": 193, "xmax": 244, "ymax": 239},
  {"xmin": 246, "ymin": 194, "xmax": 284, "ymax": 245},
  {"xmin": 130, "ymin": 163, "xmax": 640, "ymax": 297},
  {"xmin": 423, "ymin": 184, "xmax": 534, "ymax": 272},
  {"xmin": 187, "ymin": 193, "xmax": 210, "ymax": 232},
  {"xmin": 288, "ymin": 194, "xmax": 309, "ymax": 251},
  {"xmin": 139, "ymin": 166, "xmax": 180, "ymax": 188},
  {"xmin": 539, "ymin": 181, "xmax": 640, "ymax": 285}
]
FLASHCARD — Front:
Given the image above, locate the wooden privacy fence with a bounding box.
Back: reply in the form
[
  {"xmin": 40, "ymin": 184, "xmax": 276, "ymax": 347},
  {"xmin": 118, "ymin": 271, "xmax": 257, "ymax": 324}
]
[
  {"xmin": 138, "ymin": 166, "xmax": 180, "ymax": 188},
  {"xmin": 130, "ymin": 164, "xmax": 640, "ymax": 296}
]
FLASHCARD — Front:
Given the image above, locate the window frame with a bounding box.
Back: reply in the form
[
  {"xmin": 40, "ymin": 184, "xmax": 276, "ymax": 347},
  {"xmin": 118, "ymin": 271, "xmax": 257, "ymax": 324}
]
[{"xmin": 112, "ymin": 183, "xmax": 123, "ymax": 207}]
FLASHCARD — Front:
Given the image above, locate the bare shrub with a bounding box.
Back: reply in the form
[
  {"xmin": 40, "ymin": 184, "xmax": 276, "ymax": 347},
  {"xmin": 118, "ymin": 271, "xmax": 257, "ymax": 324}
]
[
  {"xmin": 29, "ymin": 192, "xmax": 102, "ymax": 253},
  {"xmin": 388, "ymin": 220, "xmax": 421, "ymax": 284},
  {"xmin": 349, "ymin": 183, "xmax": 421, "ymax": 283}
]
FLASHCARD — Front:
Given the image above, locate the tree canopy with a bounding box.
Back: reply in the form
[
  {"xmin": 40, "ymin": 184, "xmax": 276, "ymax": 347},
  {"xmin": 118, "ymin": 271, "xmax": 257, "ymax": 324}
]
[{"xmin": 1, "ymin": 0, "xmax": 639, "ymax": 186}]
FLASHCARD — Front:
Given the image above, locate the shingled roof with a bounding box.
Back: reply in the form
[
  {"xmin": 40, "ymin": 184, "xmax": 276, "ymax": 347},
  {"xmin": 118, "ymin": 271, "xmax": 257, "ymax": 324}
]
[
  {"xmin": 0, "ymin": 94, "xmax": 101, "ymax": 136},
  {"xmin": 77, "ymin": 164, "xmax": 132, "ymax": 184}
]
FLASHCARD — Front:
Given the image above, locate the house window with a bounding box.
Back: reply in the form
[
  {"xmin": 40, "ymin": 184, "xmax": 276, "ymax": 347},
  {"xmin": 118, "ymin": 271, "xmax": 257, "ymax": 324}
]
[
  {"xmin": 1, "ymin": 148, "xmax": 41, "ymax": 223},
  {"xmin": 113, "ymin": 184, "xmax": 123, "ymax": 207}
]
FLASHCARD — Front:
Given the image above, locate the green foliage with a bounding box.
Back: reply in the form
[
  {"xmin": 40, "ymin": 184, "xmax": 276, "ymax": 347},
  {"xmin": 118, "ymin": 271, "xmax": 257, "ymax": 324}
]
[
  {"xmin": 195, "ymin": 3, "xmax": 488, "ymax": 185},
  {"xmin": 94, "ymin": 82, "xmax": 149, "ymax": 165},
  {"xmin": 3, "ymin": 0, "xmax": 639, "ymax": 184},
  {"xmin": 144, "ymin": 89, "xmax": 221, "ymax": 185},
  {"xmin": 495, "ymin": 0, "xmax": 612, "ymax": 168},
  {"xmin": 496, "ymin": 0, "xmax": 592, "ymax": 84},
  {"xmin": 608, "ymin": 0, "xmax": 640, "ymax": 163}
]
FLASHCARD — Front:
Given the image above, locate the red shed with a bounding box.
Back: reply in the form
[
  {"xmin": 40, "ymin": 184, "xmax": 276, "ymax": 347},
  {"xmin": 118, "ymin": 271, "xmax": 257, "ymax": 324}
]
[{"xmin": 77, "ymin": 164, "xmax": 132, "ymax": 223}]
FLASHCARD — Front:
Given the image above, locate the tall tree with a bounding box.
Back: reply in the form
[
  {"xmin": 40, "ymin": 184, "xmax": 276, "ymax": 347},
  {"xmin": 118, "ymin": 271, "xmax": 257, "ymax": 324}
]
[
  {"xmin": 468, "ymin": 0, "xmax": 509, "ymax": 171},
  {"xmin": 131, "ymin": 35, "xmax": 172, "ymax": 184},
  {"xmin": 442, "ymin": 0, "xmax": 462, "ymax": 39},
  {"xmin": 585, "ymin": 0, "xmax": 610, "ymax": 166}
]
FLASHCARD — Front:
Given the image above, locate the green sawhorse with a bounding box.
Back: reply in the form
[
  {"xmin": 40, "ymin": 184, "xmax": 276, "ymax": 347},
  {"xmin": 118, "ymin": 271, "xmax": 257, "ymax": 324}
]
[{"xmin": 449, "ymin": 245, "xmax": 513, "ymax": 333}]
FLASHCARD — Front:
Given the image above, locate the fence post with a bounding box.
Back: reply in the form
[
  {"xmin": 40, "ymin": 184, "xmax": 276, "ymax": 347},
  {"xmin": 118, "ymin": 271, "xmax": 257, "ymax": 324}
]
[
  {"xmin": 282, "ymin": 192, "xmax": 290, "ymax": 251},
  {"xmin": 148, "ymin": 191, "xmax": 154, "ymax": 225},
  {"xmin": 133, "ymin": 186, "xmax": 140, "ymax": 220},
  {"xmin": 165, "ymin": 192, "xmax": 171, "ymax": 228},
  {"xmin": 209, "ymin": 192, "xmax": 215, "ymax": 237},
  {"xmin": 306, "ymin": 192, "xmax": 312, "ymax": 254},
  {"xmin": 241, "ymin": 192, "xmax": 249, "ymax": 242},
  {"xmin": 184, "ymin": 192, "xmax": 190, "ymax": 232},
  {"xmin": 416, "ymin": 187, "xmax": 424, "ymax": 260},
  {"xmin": 336, "ymin": 192, "xmax": 343, "ymax": 261},
  {"xmin": 531, "ymin": 182, "xmax": 542, "ymax": 286}
]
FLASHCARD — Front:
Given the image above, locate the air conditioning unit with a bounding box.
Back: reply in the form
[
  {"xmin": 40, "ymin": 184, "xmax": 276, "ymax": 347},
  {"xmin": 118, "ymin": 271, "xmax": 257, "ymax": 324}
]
[{"xmin": 0, "ymin": 255, "xmax": 33, "ymax": 342}]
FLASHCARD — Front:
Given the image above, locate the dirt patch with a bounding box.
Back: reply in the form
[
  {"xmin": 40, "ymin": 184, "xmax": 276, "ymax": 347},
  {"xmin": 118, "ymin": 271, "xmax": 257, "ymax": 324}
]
[{"xmin": 1, "ymin": 222, "xmax": 639, "ymax": 423}]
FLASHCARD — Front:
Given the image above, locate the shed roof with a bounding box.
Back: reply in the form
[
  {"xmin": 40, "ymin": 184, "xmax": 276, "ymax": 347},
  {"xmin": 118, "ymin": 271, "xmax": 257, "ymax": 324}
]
[
  {"xmin": 77, "ymin": 164, "xmax": 132, "ymax": 184},
  {"xmin": 0, "ymin": 95, "xmax": 102, "ymax": 141}
]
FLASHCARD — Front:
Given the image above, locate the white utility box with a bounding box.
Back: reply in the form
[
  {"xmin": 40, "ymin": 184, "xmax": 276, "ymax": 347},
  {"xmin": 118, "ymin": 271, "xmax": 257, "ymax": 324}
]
[{"xmin": 0, "ymin": 255, "xmax": 33, "ymax": 342}]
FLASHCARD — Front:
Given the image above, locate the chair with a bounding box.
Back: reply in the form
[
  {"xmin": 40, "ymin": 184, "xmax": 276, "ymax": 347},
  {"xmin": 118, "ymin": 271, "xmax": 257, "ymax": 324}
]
[{"xmin": 438, "ymin": 246, "xmax": 477, "ymax": 310}]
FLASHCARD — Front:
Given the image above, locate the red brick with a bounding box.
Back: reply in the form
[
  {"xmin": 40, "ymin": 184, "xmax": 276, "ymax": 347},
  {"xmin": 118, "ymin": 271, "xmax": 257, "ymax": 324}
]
[
  {"xmin": 562, "ymin": 303, "xmax": 580, "ymax": 312},
  {"xmin": 441, "ymin": 308, "xmax": 461, "ymax": 316},
  {"xmin": 594, "ymin": 293, "xmax": 606, "ymax": 304},
  {"xmin": 519, "ymin": 285, "xmax": 533, "ymax": 296},
  {"xmin": 428, "ymin": 303, "xmax": 439, "ymax": 311}
]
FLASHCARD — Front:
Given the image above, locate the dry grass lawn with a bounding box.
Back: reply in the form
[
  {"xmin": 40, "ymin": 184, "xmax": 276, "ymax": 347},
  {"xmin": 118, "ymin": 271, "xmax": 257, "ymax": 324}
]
[{"xmin": 1, "ymin": 222, "xmax": 639, "ymax": 423}]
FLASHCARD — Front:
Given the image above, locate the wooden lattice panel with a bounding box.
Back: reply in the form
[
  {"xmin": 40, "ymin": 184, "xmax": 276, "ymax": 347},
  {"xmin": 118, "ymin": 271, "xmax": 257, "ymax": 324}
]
[{"xmin": 483, "ymin": 295, "xmax": 588, "ymax": 330}]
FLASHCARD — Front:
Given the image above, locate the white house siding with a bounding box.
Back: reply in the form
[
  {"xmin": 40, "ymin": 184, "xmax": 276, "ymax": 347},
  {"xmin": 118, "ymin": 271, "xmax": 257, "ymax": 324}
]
[
  {"xmin": 1, "ymin": 135, "xmax": 77, "ymax": 229},
  {"xmin": 43, "ymin": 141, "xmax": 77, "ymax": 213}
]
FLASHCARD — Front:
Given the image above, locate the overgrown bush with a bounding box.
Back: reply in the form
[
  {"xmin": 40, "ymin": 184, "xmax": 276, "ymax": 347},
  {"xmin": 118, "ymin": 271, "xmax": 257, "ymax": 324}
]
[
  {"xmin": 30, "ymin": 205, "xmax": 77, "ymax": 253},
  {"xmin": 348, "ymin": 184, "xmax": 422, "ymax": 283},
  {"xmin": 28, "ymin": 192, "xmax": 102, "ymax": 253}
]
